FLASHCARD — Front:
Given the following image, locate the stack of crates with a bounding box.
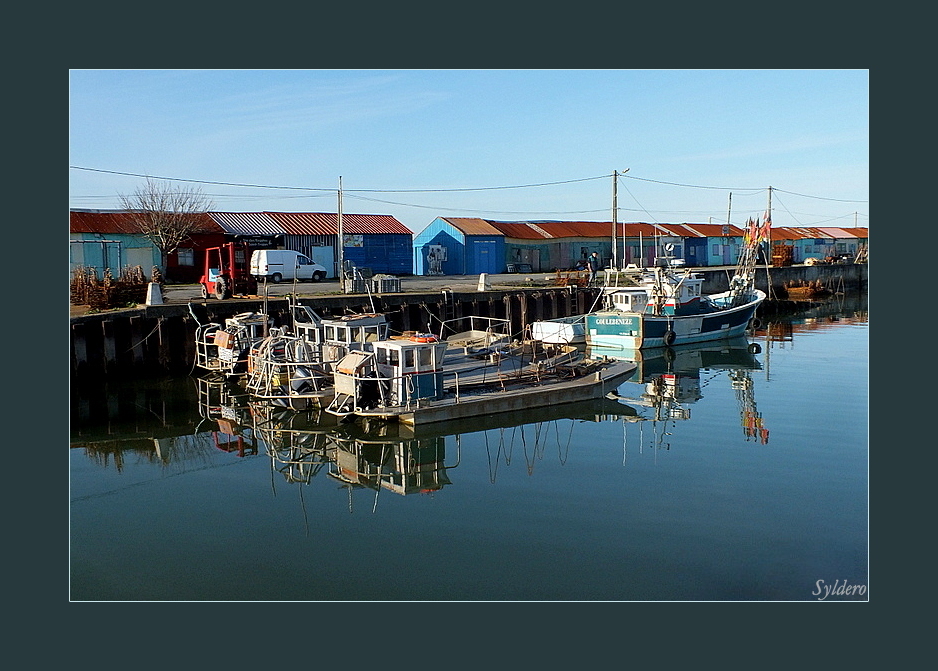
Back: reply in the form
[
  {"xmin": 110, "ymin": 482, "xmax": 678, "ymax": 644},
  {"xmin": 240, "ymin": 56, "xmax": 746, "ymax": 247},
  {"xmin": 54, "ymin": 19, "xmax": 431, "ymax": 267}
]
[
  {"xmin": 343, "ymin": 278, "xmax": 368, "ymax": 293},
  {"xmin": 371, "ymin": 274, "xmax": 402, "ymax": 293}
]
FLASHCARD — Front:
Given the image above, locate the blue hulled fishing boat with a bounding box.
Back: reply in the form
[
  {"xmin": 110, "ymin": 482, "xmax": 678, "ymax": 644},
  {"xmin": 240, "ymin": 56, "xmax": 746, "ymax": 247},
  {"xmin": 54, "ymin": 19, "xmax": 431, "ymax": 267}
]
[{"xmin": 584, "ymin": 215, "xmax": 770, "ymax": 351}]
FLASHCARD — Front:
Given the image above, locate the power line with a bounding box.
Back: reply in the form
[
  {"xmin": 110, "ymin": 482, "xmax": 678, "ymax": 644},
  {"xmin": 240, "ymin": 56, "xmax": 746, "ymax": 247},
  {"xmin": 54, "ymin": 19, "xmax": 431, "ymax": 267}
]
[
  {"xmin": 70, "ymin": 166, "xmax": 334, "ymax": 192},
  {"xmin": 69, "ymin": 165, "xmax": 608, "ymax": 194},
  {"xmin": 773, "ymin": 188, "xmax": 868, "ymax": 203},
  {"xmin": 70, "ymin": 164, "xmax": 868, "ymax": 210},
  {"xmin": 346, "ymin": 193, "xmax": 607, "ymax": 216},
  {"xmin": 621, "ymin": 172, "xmax": 765, "ymax": 193}
]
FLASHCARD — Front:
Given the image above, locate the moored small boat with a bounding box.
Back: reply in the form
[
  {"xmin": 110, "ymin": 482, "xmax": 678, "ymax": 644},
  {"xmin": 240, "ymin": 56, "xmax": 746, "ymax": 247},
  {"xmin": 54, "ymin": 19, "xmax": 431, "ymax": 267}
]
[
  {"xmin": 585, "ymin": 268, "xmax": 765, "ymax": 349},
  {"xmin": 530, "ymin": 314, "xmax": 587, "ymax": 345},
  {"xmin": 324, "ymin": 336, "xmax": 637, "ymax": 426},
  {"xmin": 195, "ymin": 311, "xmax": 270, "ymax": 376}
]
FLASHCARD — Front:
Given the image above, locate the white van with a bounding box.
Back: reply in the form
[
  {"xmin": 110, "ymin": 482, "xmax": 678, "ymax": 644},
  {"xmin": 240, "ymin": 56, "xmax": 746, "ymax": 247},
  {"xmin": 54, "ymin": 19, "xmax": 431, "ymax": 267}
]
[{"xmin": 250, "ymin": 249, "xmax": 328, "ymax": 283}]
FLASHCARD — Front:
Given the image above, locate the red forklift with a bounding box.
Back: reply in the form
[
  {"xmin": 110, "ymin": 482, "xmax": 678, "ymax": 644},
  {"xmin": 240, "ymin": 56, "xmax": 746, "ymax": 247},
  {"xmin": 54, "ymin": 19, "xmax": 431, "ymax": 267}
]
[{"xmin": 199, "ymin": 241, "xmax": 258, "ymax": 299}]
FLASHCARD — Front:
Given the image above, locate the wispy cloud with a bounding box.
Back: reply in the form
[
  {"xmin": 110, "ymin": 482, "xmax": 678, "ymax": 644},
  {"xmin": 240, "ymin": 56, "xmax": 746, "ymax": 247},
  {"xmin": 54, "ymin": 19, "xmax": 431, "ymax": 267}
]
[
  {"xmin": 188, "ymin": 74, "xmax": 452, "ymax": 138},
  {"xmin": 675, "ymin": 131, "xmax": 868, "ymax": 163}
]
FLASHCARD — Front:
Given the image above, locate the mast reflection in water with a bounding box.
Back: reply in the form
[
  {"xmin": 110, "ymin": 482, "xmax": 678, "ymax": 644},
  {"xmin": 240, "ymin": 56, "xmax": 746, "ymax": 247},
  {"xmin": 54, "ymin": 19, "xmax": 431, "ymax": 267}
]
[{"xmin": 70, "ymin": 294, "xmax": 868, "ymax": 601}]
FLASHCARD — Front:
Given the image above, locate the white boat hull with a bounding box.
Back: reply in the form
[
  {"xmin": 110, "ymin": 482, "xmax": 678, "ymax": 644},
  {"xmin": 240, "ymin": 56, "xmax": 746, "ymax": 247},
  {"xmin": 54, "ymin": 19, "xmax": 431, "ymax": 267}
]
[{"xmin": 531, "ymin": 315, "xmax": 586, "ymax": 344}]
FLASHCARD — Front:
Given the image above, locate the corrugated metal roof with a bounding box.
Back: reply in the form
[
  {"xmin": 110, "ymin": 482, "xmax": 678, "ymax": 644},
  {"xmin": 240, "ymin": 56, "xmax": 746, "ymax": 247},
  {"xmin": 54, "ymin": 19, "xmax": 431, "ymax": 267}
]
[
  {"xmin": 208, "ymin": 212, "xmax": 284, "ymax": 236},
  {"xmin": 616, "ymin": 222, "xmax": 661, "ymax": 238},
  {"xmin": 813, "ymin": 227, "xmax": 869, "ymax": 239},
  {"xmin": 442, "ymin": 217, "xmax": 504, "ymax": 236},
  {"xmin": 267, "ymin": 212, "xmax": 412, "ymax": 236},
  {"xmin": 532, "ymin": 221, "xmax": 611, "ymax": 238},
  {"xmin": 70, "ymin": 210, "xmax": 221, "ymax": 235},
  {"xmin": 667, "ymin": 222, "xmax": 746, "ymax": 237},
  {"xmin": 771, "ymin": 227, "xmax": 815, "ymax": 241},
  {"xmin": 486, "ymin": 221, "xmax": 551, "ymax": 239},
  {"xmin": 71, "ymin": 210, "xmax": 137, "ymax": 234},
  {"xmin": 653, "ymin": 223, "xmax": 697, "ymax": 237}
]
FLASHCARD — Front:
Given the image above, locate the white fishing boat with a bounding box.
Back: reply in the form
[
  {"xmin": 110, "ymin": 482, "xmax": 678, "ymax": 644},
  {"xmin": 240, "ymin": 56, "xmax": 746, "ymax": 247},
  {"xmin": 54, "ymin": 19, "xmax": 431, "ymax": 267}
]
[
  {"xmin": 195, "ymin": 311, "xmax": 270, "ymax": 376},
  {"xmin": 244, "ymin": 305, "xmax": 390, "ymax": 410},
  {"xmin": 324, "ymin": 334, "xmax": 637, "ymax": 426}
]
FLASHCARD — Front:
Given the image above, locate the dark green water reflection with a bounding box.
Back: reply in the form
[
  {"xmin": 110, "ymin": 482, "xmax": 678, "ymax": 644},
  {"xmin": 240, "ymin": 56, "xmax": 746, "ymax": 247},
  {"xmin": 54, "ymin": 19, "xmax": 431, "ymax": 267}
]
[{"xmin": 70, "ymin": 295, "xmax": 868, "ymax": 601}]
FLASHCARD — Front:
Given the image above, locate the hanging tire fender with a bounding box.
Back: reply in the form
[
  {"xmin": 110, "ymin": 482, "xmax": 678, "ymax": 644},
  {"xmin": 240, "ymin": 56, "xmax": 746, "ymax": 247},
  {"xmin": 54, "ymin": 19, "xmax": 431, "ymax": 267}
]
[{"xmin": 663, "ymin": 330, "xmax": 676, "ymax": 346}]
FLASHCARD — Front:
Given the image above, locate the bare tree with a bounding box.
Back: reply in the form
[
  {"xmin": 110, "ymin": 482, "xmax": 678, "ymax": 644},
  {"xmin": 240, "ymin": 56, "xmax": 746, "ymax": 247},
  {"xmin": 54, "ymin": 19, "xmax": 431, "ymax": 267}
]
[{"xmin": 119, "ymin": 177, "xmax": 214, "ymax": 275}]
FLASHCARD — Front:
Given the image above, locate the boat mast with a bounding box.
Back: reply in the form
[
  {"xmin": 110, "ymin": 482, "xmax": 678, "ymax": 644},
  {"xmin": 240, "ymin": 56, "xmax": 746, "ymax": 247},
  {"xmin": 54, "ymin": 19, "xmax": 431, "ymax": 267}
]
[{"xmin": 765, "ymin": 186, "xmax": 774, "ymax": 299}]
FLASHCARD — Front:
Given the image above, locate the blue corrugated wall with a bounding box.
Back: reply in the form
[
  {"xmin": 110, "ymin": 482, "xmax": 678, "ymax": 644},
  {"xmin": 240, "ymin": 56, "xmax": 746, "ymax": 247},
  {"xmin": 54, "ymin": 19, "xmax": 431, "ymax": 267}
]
[
  {"xmin": 343, "ymin": 234, "xmax": 413, "ymax": 275},
  {"xmin": 467, "ymin": 236, "xmax": 504, "ymax": 274}
]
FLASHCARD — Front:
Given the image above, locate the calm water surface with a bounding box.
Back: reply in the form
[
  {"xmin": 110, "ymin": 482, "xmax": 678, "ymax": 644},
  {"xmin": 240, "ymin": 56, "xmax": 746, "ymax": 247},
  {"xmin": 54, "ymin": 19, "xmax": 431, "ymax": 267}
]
[{"xmin": 70, "ymin": 295, "xmax": 869, "ymax": 601}]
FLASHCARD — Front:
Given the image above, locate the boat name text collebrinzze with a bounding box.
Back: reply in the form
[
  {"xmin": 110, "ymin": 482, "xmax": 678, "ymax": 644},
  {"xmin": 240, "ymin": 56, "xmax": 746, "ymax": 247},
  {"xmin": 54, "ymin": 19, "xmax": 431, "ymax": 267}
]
[{"xmin": 593, "ymin": 318, "xmax": 634, "ymax": 325}]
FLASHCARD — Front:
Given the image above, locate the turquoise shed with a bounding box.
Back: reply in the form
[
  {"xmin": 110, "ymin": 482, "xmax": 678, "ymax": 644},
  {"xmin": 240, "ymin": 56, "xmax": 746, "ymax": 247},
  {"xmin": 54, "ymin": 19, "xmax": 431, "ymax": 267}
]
[{"xmin": 414, "ymin": 217, "xmax": 505, "ymax": 275}]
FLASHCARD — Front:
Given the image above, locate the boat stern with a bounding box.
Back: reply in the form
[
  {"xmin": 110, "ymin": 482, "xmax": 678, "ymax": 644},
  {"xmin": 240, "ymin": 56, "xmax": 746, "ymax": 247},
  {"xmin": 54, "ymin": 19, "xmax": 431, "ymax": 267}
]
[{"xmin": 585, "ymin": 311, "xmax": 643, "ymax": 350}]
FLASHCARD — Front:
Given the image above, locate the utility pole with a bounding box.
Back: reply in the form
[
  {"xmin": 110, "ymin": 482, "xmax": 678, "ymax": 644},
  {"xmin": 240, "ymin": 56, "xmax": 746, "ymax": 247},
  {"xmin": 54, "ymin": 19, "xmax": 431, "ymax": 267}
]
[
  {"xmin": 724, "ymin": 192, "xmax": 732, "ymax": 236},
  {"xmin": 724, "ymin": 192, "xmax": 732, "ymax": 265},
  {"xmin": 612, "ymin": 168, "xmax": 629, "ymax": 270},
  {"xmin": 612, "ymin": 170, "xmax": 618, "ymax": 269},
  {"xmin": 338, "ymin": 176, "xmax": 345, "ymax": 293}
]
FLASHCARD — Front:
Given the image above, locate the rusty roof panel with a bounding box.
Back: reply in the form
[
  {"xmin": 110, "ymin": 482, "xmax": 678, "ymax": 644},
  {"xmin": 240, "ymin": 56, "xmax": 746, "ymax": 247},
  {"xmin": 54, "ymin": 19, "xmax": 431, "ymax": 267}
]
[
  {"xmin": 770, "ymin": 227, "xmax": 814, "ymax": 241},
  {"xmin": 70, "ymin": 210, "xmax": 222, "ymax": 235},
  {"xmin": 532, "ymin": 221, "xmax": 611, "ymax": 238},
  {"xmin": 486, "ymin": 221, "xmax": 551, "ymax": 239},
  {"xmin": 813, "ymin": 226, "xmax": 869, "ymax": 239},
  {"xmin": 442, "ymin": 217, "xmax": 504, "ymax": 236},
  {"xmin": 667, "ymin": 222, "xmax": 746, "ymax": 237}
]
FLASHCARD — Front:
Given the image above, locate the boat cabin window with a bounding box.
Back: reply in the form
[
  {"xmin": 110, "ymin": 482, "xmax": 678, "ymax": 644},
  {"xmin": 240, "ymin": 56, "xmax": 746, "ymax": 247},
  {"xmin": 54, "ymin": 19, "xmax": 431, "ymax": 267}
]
[
  {"xmin": 612, "ymin": 290, "xmax": 647, "ymax": 311},
  {"xmin": 404, "ymin": 348, "xmax": 415, "ymax": 370},
  {"xmin": 418, "ymin": 346, "xmax": 432, "ymax": 369}
]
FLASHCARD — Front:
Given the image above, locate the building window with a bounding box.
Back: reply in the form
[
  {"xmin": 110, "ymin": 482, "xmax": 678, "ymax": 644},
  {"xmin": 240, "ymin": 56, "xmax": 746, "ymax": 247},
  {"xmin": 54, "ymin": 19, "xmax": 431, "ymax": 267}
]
[
  {"xmin": 177, "ymin": 248, "xmax": 195, "ymax": 266},
  {"xmin": 712, "ymin": 244, "xmax": 721, "ymax": 255}
]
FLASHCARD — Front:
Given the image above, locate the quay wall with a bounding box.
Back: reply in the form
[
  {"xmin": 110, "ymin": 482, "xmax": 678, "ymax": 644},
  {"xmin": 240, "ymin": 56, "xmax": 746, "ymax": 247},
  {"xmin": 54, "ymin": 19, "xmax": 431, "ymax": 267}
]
[{"xmin": 69, "ymin": 263, "xmax": 867, "ymax": 380}]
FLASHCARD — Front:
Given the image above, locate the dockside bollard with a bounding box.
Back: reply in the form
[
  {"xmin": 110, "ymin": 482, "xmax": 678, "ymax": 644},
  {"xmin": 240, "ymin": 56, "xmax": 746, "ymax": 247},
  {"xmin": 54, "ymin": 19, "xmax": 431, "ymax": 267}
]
[{"xmin": 145, "ymin": 282, "xmax": 164, "ymax": 305}]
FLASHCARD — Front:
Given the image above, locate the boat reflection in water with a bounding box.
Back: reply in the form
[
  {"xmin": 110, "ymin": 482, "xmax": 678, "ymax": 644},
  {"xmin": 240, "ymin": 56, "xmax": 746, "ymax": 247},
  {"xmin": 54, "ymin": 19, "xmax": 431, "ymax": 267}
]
[
  {"xmin": 593, "ymin": 335, "xmax": 769, "ymax": 446},
  {"xmin": 192, "ymin": 334, "xmax": 771, "ymax": 510},
  {"xmin": 190, "ymin": 372, "xmax": 644, "ymax": 511},
  {"xmin": 194, "ymin": 375, "xmax": 459, "ymax": 511},
  {"xmin": 196, "ymin": 344, "xmax": 762, "ymax": 504}
]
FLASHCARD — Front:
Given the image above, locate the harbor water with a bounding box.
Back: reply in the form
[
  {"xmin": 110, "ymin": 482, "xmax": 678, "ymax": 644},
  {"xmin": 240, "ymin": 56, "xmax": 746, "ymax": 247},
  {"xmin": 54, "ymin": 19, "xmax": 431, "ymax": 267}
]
[{"xmin": 69, "ymin": 294, "xmax": 869, "ymax": 601}]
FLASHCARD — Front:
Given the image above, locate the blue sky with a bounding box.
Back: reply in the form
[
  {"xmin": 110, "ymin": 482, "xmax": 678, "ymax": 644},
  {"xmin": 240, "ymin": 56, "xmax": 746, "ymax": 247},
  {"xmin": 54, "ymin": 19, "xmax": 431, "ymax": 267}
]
[{"xmin": 69, "ymin": 69, "xmax": 868, "ymax": 235}]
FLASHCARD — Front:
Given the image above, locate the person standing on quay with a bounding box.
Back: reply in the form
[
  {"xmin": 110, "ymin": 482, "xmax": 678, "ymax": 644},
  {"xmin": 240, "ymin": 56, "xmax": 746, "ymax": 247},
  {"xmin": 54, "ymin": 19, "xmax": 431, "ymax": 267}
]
[{"xmin": 587, "ymin": 251, "xmax": 603, "ymax": 286}]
